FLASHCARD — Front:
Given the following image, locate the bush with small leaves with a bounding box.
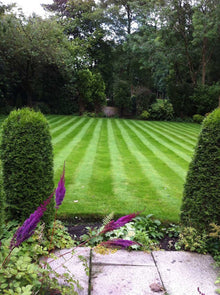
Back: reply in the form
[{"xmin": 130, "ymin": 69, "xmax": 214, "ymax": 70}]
[
  {"xmin": 140, "ymin": 110, "xmax": 150, "ymax": 120},
  {"xmin": 181, "ymin": 108, "xmax": 220, "ymax": 232},
  {"xmin": 149, "ymin": 99, "xmax": 174, "ymax": 121},
  {"xmin": 193, "ymin": 114, "xmax": 204, "ymax": 124},
  {"xmin": 1, "ymin": 108, "xmax": 54, "ymax": 226},
  {"xmin": 0, "ymin": 163, "xmax": 5, "ymax": 238}
]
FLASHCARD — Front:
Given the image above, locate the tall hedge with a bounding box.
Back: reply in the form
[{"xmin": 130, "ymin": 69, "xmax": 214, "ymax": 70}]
[
  {"xmin": 1, "ymin": 108, "xmax": 54, "ymax": 225},
  {"xmin": 0, "ymin": 162, "xmax": 5, "ymax": 237},
  {"xmin": 180, "ymin": 108, "xmax": 220, "ymax": 231}
]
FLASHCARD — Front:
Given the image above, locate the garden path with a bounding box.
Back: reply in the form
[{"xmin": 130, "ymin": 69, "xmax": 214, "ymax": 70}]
[{"xmin": 44, "ymin": 248, "xmax": 219, "ymax": 295}]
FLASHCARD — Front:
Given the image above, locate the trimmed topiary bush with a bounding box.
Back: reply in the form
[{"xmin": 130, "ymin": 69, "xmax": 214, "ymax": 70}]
[
  {"xmin": 181, "ymin": 108, "xmax": 220, "ymax": 232},
  {"xmin": 1, "ymin": 108, "xmax": 54, "ymax": 226},
  {"xmin": 0, "ymin": 162, "xmax": 5, "ymax": 238}
]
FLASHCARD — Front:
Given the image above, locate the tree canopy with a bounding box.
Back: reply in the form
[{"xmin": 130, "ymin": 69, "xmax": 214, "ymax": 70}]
[{"xmin": 0, "ymin": 0, "xmax": 219, "ymax": 116}]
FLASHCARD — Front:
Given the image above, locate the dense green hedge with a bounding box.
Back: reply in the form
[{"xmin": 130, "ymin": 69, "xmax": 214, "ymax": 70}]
[
  {"xmin": 1, "ymin": 108, "xmax": 54, "ymax": 226},
  {"xmin": 0, "ymin": 162, "xmax": 5, "ymax": 237},
  {"xmin": 181, "ymin": 108, "xmax": 220, "ymax": 231}
]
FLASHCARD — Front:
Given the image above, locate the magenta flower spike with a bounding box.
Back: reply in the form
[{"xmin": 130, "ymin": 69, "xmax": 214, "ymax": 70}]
[
  {"xmin": 100, "ymin": 213, "xmax": 138, "ymax": 234},
  {"xmin": 10, "ymin": 192, "xmax": 54, "ymax": 250},
  {"xmin": 55, "ymin": 164, "xmax": 66, "ymax": 209},
  {"xmin": 100, "ymin": 239, "xmax": 138, "ymax": 249}
]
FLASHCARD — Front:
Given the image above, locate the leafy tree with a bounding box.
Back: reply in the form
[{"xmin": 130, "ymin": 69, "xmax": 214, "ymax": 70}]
[
  {"xmin": 76, "ymin": 69, "xmax": 93, "ymax": 114},
  {"xmin": 0, "ymin": 13, "xmax": 74, "ymax": 108},
  {"xmin": 113, "ymin": 80, "xmax": 131, "ymax": 116},
  {"xmin": 91, "ymin": 72, "xmax": 106, "ymax": 113}
]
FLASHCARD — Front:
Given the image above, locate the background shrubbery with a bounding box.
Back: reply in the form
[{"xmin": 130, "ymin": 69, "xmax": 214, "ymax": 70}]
[{"xmin": 149, "ymin": 99, "xmax": 174, "ymax": 121}]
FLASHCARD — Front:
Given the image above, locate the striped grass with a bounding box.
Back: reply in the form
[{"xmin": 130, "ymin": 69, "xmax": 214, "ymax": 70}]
[
  {"xmin": 0, "ymin": 116, "xmax": 201, "ymax": 222},
  {"xmin": 49, "ymin": 116, "xmax": 201, "ymax": 222}
]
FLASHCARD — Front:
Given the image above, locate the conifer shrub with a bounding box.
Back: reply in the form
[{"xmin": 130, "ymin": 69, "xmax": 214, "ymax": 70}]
[
  {"xmin": 181, "ymin": 108, "xmax": 220, "ymax": 232},
  {"xmin": 0, "ymin": 162, "xmax": 5, "ymax": 237},
  {"xmin": 1, "ymin": 108, "xmax": 54, "ymax": 226}
]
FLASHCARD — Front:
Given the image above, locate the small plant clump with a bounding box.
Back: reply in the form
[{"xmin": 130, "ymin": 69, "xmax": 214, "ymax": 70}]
[
  {"xmin": 193, "ymin": 114, "xmax": 205, "ymax": 124},
  {"xmin": 1, "ymin": 108, "xmax": 55, "ymax": 226},
  {"xmin": 140, "ymin": 110, "xmax": 150, "ymax": 120}
]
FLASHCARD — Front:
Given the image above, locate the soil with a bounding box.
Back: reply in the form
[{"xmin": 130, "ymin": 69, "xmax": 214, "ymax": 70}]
[{"xmin": 65, "ymin": 221, "xmax": 179, "ymax": 251}]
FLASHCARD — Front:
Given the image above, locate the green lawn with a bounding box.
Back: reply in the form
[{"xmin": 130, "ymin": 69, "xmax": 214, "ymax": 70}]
[{"xmin": 45, "ymin": 115, "xmax": 201, "ymax": 223}]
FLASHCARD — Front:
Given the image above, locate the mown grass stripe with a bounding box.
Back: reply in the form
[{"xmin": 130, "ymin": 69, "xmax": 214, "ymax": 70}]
[
  {"xmin": 145, "ymin": 121, "xmax": 197, "ymax": 148},
  {"xmin": 133, "ymin": 121, "xmax": 194, "ymax": 160},
  {"xmin": 81, "ymin": 119, "xmax": 130, "ymax": 216},
  {"xmin": 62, "ymin": 119, "xmax": 103, "ymax": 207},
  {"xmin": 46, "ymin": 115, "xmax": 64, "ymax": 124},
  {"xmin": 52, "ymin": 117, "xmax": 86, "ymax": 145},
  {"xmin": 56, "ymin": 119, "xmax": 100, "ymax": 216},
  {"xmin": 119, "ymin": 119, "xmax": 184, "ymax": 193},
  {"xmin": 48, "ymin": 116, "xmax": 73, "ymax": 130},
  {"xmin": 50, "ymin": 117, "xmax": 78, "ymax": 136},
  {"xmin": 113, "ymin": 119, "xmax": 181, "ymax": 220},
  {"xmin": 53, "ymin": 118, "xmax": 94, "ymax": 172},
  {"xmin": 131, "ymin": 120, "xmax": 192, "ymax": 162},
  {"xmin": 114, "ymin": 119, "xmax": 166, "ymax": 197},
  {"xmin": 107, "ymin": 119, "xmax": 132, "ymax": 205},
  {"xmin": 124, "ymin": 120, "xmax": 187, "ymax": 180},
  {"xmin": 111, "ymin": 120, "xmax": 166, "ymax": 212},
  {"xmin": 161, "ymin": 121, "xmax": 200, "ymax": 138}
]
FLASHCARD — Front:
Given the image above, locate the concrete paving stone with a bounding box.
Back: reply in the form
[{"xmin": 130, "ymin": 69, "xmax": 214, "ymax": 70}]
[
  {"xmin": 91, "ymin": 264, "xmax": 164, "ymax": 295},
  {"xmin": 43, "ymin": 247, "xmax": 90, "ymax": 295},
  {"xmin": 152, "ymin": 251, "xmax": 219, "ymax": 295},
  {"xmin": 92, "ymin": 249, "xmax": 155, "ymax": 266}
]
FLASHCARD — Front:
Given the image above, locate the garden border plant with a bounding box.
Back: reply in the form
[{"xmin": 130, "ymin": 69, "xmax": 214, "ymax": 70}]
[{"xmin": 0, "ymin": 164, "xmax": 140, "ymax": 294}]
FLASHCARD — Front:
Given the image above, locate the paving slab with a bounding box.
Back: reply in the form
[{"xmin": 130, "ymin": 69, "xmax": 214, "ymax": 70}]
[
  {"xmin": 43, "ymin": 247, "xmax": 90, "ymax": 295},
  {"xmin": 91, "ymin": 249, "xmax": 164, "ymax": 295},
  {"xmin": 152, "ymin": 251, "xmax": 219, "ymax": 295},
  {"xmin": 92, "ymin": 249, "xmax": 155, "ymax": 266}
]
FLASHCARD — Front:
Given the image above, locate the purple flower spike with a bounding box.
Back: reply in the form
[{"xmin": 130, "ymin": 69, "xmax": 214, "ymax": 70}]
[
  {"xmin": 101, "ymin": 213, "xmax": 138, "ymax": 234},
  {"xmin": 10, "ymin": 193, "xmax": 53, "ymax": 250},
  {"xmin": 100, "ymin": 239, "xmax": 138, "ymax": 249},
  {"xmin": 55, "ymin": 164, "xmax": 66, "ymax": 209}
]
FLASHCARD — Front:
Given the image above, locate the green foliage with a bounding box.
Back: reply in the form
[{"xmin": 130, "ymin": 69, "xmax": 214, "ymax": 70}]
[
  {"xmin": 175, "ymin": 227, "xmax": 208, "ymax": 254},
  {"xmin": 91, "ymin": 72, "xmax": 106, "ymax": 113},
  {"xmin": 113, "ymin": 80, "xmax": 131, "ymax": 116},
  {"xmin": 181, "ymin": 108, "xmax": 220, "ymax": 232},
  {"xmin": 149, "ymin": 99, "xmax": 174, "ymax": 121},
  {"xmin": 193, "ymin": 114, "xmax": 204, "ymax": 124},
  {"xmin": 76, "ymin": 69, "xmax": 93, "ymax": 114},
  {"xmin": 0, "ymin": 220, "xmax": 79, "ymax": 295},
  {"xmin": 140, "ymin": 110, "xmax": 150, "ymax": 120},
  {"xmin": 0, "ymin": 162, "xmax": 5, "ymax": 237},
  {"xmin": 190, "ymin": 84, "xmax": 220, "ymax": 115},
  {"xmin": 80, "ymin": 215, "xmax": 177, "ymax": 251},
  {"xmin": 1, "ymin": 108, "xmax": 54, "ymax": 226}
]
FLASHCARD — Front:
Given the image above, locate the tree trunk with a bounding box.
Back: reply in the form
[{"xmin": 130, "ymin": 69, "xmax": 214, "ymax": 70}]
[{"xmin": 202, "ymin": 37, "xmax": 207, "ymax": 85}]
